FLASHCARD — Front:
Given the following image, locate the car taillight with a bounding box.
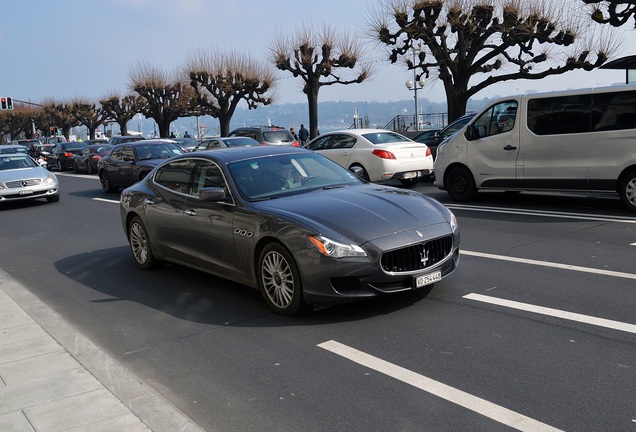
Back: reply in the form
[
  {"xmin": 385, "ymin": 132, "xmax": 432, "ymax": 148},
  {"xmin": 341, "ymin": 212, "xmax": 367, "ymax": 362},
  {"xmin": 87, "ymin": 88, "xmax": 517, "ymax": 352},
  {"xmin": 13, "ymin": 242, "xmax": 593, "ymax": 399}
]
[
  {"xmin": 90, "ymin": 155, "xmax": 102, "ymax": 160},
  {"xmin": 260, "ymin": 142, "xmax": 268, "ymax": 146},
  {"xmin": 63, "ymin": 152, "xmax": 74, "ymax": 157},
  {"xmin": 372, "ymin": 149, "xmax": 396, "ymax": 159},
  {"xmin": 292, "ymin": 141, "xmax": 299, "ymax": 147},
  {"xmin": 426, "ymin": 147, "xmax": 431, "ymax": 157}
]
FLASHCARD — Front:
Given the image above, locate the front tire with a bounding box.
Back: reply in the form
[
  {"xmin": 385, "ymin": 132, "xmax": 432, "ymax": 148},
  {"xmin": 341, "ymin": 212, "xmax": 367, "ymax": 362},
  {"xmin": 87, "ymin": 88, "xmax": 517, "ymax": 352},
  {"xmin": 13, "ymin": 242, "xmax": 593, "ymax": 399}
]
[
  {"xmin": 128, "ymin": 217, "xmax": 157, "ymax": 270},
  {"xmin": 619, "ymin": 169, "xmax": 636, "ymax": 213},
  {"xmin": 446, "ymin": 166, "xmax": 478, "ymax": 202},
  {"xmin": 86, "ymin": 161, "xmax": 94, "ymax": 174},
  {"xmin": 258, "ymin": 243, "xmax": 307, "ymax": 316}
]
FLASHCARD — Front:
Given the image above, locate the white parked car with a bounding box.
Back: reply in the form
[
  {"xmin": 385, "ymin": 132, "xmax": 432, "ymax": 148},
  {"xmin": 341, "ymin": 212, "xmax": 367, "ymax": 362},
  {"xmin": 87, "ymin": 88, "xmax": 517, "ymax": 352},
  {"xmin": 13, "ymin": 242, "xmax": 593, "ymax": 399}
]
[{"xmin": 305, "ymin": 129, "xmax": 433, "ymax": 187}]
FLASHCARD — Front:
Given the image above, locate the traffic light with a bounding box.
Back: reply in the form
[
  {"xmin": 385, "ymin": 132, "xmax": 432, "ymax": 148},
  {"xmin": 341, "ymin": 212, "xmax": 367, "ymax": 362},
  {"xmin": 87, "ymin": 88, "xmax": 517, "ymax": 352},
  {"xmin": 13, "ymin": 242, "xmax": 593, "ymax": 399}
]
[
  {"xmin": 6, "ymin": 97, "xmax": 12, "ymax": 109},
  {"xmin": 50, "ymin": 127, "xmax": 56, "ymax": 136},
  {"xmin": 0, "ymin": 97, "xmax": 6, "ymax": 110}
]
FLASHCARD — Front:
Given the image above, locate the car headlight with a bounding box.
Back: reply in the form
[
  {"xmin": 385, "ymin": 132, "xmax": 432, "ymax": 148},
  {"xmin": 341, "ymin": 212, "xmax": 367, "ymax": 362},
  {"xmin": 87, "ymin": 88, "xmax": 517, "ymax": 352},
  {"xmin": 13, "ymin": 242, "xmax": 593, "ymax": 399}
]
[
  {"xmin": 43, "ymin": 174, "xmax": 56, "ymax": 185},
  {"xmin": 449, "ymin": 211, "xmax": 459, "ymax": 234},
  {"xmin": 309, "ymin": 235, "xmax": 367, "ymax": 258}
]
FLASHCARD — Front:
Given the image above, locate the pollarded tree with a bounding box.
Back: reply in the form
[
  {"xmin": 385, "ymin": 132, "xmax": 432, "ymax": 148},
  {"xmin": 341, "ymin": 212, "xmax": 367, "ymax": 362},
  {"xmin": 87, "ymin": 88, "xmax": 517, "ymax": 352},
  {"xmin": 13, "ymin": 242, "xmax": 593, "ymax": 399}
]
[
  {"xmin": 0, "ymin": 102, "xmax": 41, "ymax": 141},
  {"xmin": 185, "ymin": 49, "xmax": 276, "ymax": 137},
  {"xmin": 129, "ymin": 63, "xmax": 198, "ymax": 138},
  {"xmin": 73, "ymin": 99, "xmax": 109, "ymax": 140},
  {"xmin": 584, "ymin": 0, "xmax": 636, "ymax": 27},
  {"xmin": 100, "ymin": 93, "xmax": 147, "ymax": 137},
  {"xmin": 370, "ymin": 0, "xmax": 618, "ymax": 122},
  {"xmin": 43, "ymin": 99, "xmax": 81, "ymax": 140},
  {"xmin": 270, "ymin": 23, "xmax": 372, "ymax": 139}
]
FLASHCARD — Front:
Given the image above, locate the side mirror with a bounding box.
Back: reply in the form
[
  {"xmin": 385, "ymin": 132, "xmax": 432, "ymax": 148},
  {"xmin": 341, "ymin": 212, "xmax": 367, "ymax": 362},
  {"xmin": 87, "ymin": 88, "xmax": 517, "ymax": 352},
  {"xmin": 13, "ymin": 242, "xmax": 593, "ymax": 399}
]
[
  {"xmin": 349, "ymin": 165, "xmax": 365, "ymax": 180},
  {"xmin": 465, "ymin": 125, "xmax": 476, "ymax": 141},
  {"xmin": 199, "ymin": 187, "xmax": 227, "ymax": 202}
]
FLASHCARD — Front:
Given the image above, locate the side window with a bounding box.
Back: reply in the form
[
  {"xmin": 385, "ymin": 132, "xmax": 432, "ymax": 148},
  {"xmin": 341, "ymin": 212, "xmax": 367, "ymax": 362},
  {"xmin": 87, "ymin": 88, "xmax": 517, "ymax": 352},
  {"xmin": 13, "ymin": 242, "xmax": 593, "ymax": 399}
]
[
  {"xmin": 110, "ymin": 147, "xmax": 123, "ymax": 160},
  {"xmin": 527, "ymin": 94, "xmax": 591, "ymax": 135},
  {"xmin": 208, "ymin": 140, "xmax": 220, "ymax": 149},
  {"xmin": 591, "ymin": 90, "xmax": 636, "ymax": 132},
  {"xmin": 331, "ymin": 134, "xmax": 356, "ymax": 149},
  {"xmin": 122, "ymin": 145, "xmax": 134, "ymax": 160},
  {"xmin": 154, "ymin": 159, "xmax": 196, "ymax": 193},
  {"xmin": 473, "ymin": 101, "xmax": 518, "ymax": 138},
  {"xmin": 191, "ymin": 161, "xmax": 228, "ymax": 196},
  {"xmin": 306, "ymin": 136, "xmax": 333, "ymax": 150}
]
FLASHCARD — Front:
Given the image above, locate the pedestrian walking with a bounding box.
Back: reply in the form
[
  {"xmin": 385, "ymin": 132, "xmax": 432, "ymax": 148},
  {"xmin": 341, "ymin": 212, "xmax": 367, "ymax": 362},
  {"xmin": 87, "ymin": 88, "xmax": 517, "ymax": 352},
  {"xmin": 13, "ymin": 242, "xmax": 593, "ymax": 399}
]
[
  {"xmin": 298, "ymin": 124, "xmax": 309, "ymax": 146},
  {"xmin": 289, "ymin": 127, "xmax": 298, "ymax": 141}
]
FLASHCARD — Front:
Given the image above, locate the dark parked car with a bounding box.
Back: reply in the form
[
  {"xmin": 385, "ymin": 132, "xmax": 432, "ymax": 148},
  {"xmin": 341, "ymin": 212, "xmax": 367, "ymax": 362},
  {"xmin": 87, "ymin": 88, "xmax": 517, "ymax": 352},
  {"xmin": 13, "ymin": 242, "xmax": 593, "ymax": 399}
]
[
  {"xmin": 119, "ymin": 146, "xmax": 460, "ymax": 315},
  {"xmin": 107, "ymin": 135, "xmax": 146, "ymax": 146},
  {"xmin": 172, "ymin": 137, "xmax": 200, "ymax": 152},
  {"xmin": 98, "ymin": 139, "xmax": 185, "ymax": 193},
  {"xmin": 229, "ymin": 126, "xmax": 299, "ymax": 146},
  {"xmin": 46, "ymin": 142, "xmax": 89, "ymax": 171},
  {"xmin": 416, "ymin": 113, "xmax": 475, "ymax": 158},
  {"xmin": 193, "ymin": 136, "xmax": 260, "ymax": 151},
  {"xmin": 73, "ymin": 144, "xmax": 114, "ymax": 174}
]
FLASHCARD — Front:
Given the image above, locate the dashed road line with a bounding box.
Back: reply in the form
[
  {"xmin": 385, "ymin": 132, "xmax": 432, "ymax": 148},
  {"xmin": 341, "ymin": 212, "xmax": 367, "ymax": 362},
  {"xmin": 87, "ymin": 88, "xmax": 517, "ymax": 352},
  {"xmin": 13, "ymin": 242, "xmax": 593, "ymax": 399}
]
[
  {"xmin": 318, "ymin": 340, "xmax": 564, "ymax": 432},
  {"xmin": 464, "ymin": 293, "xmax": 636, "ymax": 335},
  {"xmin": 462, "ymin": 250, "xmax": 636, "ymax": 281}
]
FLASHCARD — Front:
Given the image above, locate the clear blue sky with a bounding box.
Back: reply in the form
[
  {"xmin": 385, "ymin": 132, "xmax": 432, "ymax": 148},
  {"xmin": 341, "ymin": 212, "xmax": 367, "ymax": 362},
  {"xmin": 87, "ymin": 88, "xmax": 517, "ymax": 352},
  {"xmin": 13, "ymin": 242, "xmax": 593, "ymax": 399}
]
[{"xmin": 1, "ymin": 0, "xmax": 634, "ymax": 108}]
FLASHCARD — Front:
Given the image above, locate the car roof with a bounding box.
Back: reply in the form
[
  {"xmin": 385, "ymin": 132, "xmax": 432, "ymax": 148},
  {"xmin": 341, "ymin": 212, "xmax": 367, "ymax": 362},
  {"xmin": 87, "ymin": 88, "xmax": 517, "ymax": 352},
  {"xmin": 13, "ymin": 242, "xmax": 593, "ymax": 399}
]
[{"xmin": 179, "ymin": 144, "xmax": 309, "ymax": 163}]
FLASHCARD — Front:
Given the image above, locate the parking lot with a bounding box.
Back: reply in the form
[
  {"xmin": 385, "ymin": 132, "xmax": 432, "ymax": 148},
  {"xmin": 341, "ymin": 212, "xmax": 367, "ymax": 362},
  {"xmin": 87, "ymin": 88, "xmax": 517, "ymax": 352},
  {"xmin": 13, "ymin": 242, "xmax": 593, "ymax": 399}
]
[{"xmin": 1, "ymin": 173, "xmax": 634, "ymax": 432}]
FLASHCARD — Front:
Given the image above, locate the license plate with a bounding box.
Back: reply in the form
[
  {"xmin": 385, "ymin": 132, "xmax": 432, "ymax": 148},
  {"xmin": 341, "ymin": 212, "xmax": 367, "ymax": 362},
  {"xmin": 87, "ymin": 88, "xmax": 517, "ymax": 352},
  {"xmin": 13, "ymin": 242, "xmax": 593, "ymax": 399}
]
[
  {"xmin": 414, "ymin": 270, "xmax": 442, "ymax": 288},
  {"xmin": 19, "ymin": 190, "xmax": 34, "ymax": 195}
]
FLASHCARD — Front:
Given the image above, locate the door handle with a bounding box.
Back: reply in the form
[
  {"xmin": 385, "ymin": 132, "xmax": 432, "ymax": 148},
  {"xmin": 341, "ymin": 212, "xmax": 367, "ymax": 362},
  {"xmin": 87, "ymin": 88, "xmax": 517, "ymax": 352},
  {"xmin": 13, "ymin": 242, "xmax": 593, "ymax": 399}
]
[
  {"xmin": 143, "ymin": 198, "xmax": 155, "ymax": 205},
  {"xmin": 503, "ymin": 145, "xmax": 517, "ymax": 151},
  {"xmin": 185, "ymin": 209, "xmax": 197, "ymax": 216}
]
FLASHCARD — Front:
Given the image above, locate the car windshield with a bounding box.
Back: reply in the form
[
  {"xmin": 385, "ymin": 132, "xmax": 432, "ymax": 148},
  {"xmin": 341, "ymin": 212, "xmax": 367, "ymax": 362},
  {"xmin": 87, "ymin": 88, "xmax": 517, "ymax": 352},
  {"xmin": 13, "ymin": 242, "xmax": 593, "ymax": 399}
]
[
  {"xmin": 135, "ymin": 143, "xmax": 185, "ymax": 161},
  {"xmin": 0, "ymin": 155, "xmax": 38, "ymax": 170},
  {"xmin": 228, "ymin": 153, "xmax": 361, "ymax": 201},
  {"xmin": 262, "ymin": 130, "xmax": 294, "ymax": 143},
  {"xmin": 0, "ymin": 147, "xmax": 27, "ymax": 154},
  {"xmin": 361, "ymin": 131, "xmax": 410, "ymax": 144},
  {"xmin": 223, "ymin": 137, "xmax": 259, "ymax": 147}
]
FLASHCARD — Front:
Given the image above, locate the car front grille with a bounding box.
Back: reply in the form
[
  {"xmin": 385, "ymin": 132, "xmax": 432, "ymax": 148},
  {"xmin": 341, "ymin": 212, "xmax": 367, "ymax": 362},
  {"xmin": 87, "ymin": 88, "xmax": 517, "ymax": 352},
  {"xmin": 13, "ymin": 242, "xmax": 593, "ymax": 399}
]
[
  {"xmin": 6, "ymin": 179, "xmax": 43, "ymax": 188},
  {"xmin": 381, "ymin": 235, "xmax": 454, "ymax": 273}
]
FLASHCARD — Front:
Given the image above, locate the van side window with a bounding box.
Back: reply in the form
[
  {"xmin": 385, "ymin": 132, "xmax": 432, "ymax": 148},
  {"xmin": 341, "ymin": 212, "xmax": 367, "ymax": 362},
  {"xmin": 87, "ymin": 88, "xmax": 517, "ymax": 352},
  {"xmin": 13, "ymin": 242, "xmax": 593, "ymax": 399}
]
[
  {"xmin": 591, "ymin": 90, "xmax": 636, "ymax": 132},
  {"xmin": 472, "ymin": 101, "xmax": 518, "ymax": 138},
  {"xmin": 528, "ymin": 94, "xmax": 592, "ymax": 135}
]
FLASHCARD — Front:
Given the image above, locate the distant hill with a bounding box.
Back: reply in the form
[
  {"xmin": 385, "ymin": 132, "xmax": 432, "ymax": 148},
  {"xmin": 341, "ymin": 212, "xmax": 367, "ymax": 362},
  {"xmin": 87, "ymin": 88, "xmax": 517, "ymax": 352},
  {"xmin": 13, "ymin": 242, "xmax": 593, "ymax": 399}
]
[{"xmin": 112, "ymin": 97, "xmax": 499, "ymax": 138}]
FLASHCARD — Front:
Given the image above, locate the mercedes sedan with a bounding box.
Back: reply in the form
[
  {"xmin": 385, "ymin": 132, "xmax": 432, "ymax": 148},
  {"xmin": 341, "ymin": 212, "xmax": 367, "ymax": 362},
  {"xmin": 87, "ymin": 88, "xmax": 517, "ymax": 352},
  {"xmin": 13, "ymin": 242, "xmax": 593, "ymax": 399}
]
[
  {"xmin": 0, "ymin": 153, "xmax": 59, "ymax": 203},
  {"xmin": 120, "ymin": 146, "xmax": 460, "ymax": 315}
]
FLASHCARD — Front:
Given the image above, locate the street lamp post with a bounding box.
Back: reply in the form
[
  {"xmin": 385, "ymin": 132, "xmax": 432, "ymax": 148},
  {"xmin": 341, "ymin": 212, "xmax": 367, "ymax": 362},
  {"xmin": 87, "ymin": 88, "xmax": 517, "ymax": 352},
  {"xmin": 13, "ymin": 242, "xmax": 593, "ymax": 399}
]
[{"xmin": 405, "ymin": 77, "xmax": 426, "ymax": 131}]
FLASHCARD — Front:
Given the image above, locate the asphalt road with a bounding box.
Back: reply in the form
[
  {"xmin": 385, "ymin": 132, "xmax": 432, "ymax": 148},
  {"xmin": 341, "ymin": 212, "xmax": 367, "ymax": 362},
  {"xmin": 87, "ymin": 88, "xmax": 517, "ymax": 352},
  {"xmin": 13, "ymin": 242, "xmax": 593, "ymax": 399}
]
[{"xmin": 1, "ymin": 172, "xmax": 634, "ymax": 432}]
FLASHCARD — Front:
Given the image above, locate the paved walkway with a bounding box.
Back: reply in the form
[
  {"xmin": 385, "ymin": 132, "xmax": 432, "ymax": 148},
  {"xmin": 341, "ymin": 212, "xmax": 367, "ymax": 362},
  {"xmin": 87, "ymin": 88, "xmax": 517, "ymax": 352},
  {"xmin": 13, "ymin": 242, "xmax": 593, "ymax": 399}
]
[{"xmin": 0, "ymin": 268, "xmax": 206, "ymax": 432}]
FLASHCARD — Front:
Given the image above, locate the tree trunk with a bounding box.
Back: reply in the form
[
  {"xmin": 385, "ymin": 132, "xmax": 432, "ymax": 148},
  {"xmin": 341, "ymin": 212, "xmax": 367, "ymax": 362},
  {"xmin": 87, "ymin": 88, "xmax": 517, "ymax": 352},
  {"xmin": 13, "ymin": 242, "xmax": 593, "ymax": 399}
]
[
  {"xmin": 119, "ymin": 121, "xmax": 128, "ymax": 136},
  {"xmin": 444, "ymin": 79, "xmax": 469, "ymax": 123},
  {"xmin": 307, "ymin": 88, "xmax": 320, "ymax": 139},
  {"xmin": 218, "ymin": 115, "xmax": 231, "ymax": 137},
  {"xmin": 158, "ymin": 119, "xmax": 171, "ymax": 138}
]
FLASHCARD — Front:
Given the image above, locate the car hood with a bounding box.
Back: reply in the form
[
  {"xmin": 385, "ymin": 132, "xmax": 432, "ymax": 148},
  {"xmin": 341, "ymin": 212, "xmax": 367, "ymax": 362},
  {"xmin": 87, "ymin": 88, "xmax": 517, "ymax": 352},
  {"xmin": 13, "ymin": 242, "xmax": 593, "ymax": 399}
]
[
  {"xmin": 0, "ymin": 167, "xmax": 52, "ymax": 181},
  {"xmin": 252, "ymin": 184, "xmax": 450, "ymax": 243}
]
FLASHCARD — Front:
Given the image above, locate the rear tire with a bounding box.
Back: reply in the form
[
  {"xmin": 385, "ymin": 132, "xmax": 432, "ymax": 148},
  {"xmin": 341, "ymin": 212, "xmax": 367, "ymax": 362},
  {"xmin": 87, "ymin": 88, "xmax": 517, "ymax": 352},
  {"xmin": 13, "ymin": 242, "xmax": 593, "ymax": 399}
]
[
  {"xmin": 99, "ymin": 171, "xmax": 117, "ymax": 193},
  {"xmin": 258, "ymin": 243, "xmax": 307, "ymax": 316},
  {"xmin": 446, "ymin": 166, "xmax": 477, "ymax": 202},
  {"xmin": 619, "ymin": 169, "xmax": 636, "ymax": 213},
  {"xmin": 86, "ymin": 161, "xmax": 93, "ymax": 174},
  {"xmin": 128, "ymin": 217, "xmax": 157, "ymax": 270}
]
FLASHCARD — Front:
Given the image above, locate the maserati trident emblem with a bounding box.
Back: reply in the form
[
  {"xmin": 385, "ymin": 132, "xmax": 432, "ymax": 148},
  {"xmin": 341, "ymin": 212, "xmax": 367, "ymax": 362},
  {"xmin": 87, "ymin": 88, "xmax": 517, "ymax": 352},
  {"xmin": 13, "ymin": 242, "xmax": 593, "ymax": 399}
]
[{"xmin": 420, "ymin": 249, "xmax": 429, "ymax": 266}]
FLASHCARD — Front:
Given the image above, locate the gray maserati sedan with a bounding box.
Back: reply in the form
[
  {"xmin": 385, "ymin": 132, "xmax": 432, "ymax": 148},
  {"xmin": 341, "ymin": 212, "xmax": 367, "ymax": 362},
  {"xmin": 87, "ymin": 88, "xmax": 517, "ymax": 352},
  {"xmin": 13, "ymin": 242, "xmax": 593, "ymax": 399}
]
[{"xmin": 120, "ymin": 146, "xmax": 460, "ymax": 315}]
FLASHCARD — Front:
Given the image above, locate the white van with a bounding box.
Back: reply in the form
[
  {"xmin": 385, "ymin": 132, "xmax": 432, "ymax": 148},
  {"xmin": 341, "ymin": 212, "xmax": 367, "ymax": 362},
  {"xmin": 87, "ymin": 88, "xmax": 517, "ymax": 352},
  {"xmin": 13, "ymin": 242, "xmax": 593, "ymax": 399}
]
[{"xmin": 433, "ymin": 84, "xmax": 636, "ymax": 212}]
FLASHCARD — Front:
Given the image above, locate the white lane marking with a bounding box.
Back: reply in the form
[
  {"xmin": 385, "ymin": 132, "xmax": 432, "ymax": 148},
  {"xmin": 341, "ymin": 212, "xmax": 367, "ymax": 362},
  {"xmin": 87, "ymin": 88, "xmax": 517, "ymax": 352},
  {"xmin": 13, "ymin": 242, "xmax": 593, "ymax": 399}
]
[
  {"xmin": 462, "ymin": 250, "xmax": 636, "ymax": 281},
  {"xmin": 464, "ymin": 293, "xmax": 636, "ymax": 335},
  {"xmin": 446, "ymin": 204, "xmax": 636, "ymax": 224},
  {"xmin": 318, "ymin": 340, "xmax": 564, "ymax": 432},
  {"xmin": 92, "ymin": 198, "xmax": 119, "ymax": 204}
]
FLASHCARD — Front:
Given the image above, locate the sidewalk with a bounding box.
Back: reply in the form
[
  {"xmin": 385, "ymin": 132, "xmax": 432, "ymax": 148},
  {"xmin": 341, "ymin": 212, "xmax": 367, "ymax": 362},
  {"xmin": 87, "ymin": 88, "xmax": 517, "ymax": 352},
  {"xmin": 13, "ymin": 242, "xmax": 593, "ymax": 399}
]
[{"xmin": 0, "ymin": 268, "xmax": 206, "ymax": 432}]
